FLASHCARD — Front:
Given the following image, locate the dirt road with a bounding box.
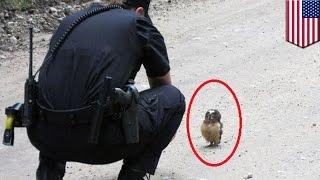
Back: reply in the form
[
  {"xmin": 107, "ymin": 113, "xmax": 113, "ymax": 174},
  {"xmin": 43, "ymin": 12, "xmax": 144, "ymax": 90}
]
[{"xmin": 1, "ymin": 0, "xmax": 320, "ymax": 179}]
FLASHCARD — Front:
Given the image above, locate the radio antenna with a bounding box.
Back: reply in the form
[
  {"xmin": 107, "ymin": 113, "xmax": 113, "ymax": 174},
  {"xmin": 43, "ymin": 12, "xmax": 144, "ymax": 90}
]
[
  {"xmin": 29, "ymin": 27, "xmax": 33, "ymax": 78},
  {"xmin": 23, "ymin": 27, "xmax": 35, "ymax": 127}
]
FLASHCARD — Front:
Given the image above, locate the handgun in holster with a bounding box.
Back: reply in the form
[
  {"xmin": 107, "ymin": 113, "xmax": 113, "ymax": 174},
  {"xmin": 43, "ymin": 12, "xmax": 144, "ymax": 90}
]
[
  {"xmin": 114, "ymin": 82, "xmax": 140, "ymax": 144},
  {"xmin": 88, "ymin": 77, "xmax": 140, "ymax": 144}
]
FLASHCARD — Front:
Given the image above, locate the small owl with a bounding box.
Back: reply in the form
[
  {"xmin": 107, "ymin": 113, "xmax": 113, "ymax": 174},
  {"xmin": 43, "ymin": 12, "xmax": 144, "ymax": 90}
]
[{"xmin": 201, "ymin": 109, "xmax": 223, "ymax": 146}]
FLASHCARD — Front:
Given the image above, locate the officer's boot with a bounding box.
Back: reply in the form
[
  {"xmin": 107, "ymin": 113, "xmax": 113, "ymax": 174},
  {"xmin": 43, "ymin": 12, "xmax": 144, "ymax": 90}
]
[
  {"xmin": 36, "ymin": 154, "xmax": 66, "ymax": 180},
  {"xmin": 118, "ymin": 164, "xmax": 150, "ymax": 180}
]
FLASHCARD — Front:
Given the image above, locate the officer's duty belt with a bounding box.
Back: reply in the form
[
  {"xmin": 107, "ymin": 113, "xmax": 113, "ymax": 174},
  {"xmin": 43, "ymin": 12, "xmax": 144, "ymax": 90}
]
[
  {"xmin": 35, "ymin": 77, "xmax": 140, "ymax": 145},
  {"xmin": 37, "ymin": 103, "xmax": 114, "ymax": 126}
]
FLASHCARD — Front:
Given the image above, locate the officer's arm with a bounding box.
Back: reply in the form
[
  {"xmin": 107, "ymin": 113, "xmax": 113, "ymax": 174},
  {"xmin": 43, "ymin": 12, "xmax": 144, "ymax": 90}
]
[
  {"xmin": 136, "ymin": 17, "xmax": 171, "ymax": 88},
  {"xmin": 148, "ymin": 71, "xmax": 172, "ymax": 88}
]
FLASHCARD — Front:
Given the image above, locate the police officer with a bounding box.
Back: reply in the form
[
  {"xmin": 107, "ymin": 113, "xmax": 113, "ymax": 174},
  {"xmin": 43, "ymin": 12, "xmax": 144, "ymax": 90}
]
[{"xmin": 32, "ymin": 0, "xmax": 186, "ymax": 179}]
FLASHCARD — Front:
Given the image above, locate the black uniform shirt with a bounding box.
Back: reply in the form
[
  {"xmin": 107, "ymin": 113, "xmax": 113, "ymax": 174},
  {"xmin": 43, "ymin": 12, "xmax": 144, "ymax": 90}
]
[
  {"xmin": 39, "ymin": 4, "xmax": 170, "ymax": 109},
  {"xmin": 136, "ymin": 16, "xmax": 170, "ymax": 77}
]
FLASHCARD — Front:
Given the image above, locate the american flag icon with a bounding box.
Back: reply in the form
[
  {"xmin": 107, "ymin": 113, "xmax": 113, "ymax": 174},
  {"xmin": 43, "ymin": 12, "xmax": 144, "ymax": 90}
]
[{"xmin": 286, "ymin": 0, "xmax": 320, "ymax": 48}]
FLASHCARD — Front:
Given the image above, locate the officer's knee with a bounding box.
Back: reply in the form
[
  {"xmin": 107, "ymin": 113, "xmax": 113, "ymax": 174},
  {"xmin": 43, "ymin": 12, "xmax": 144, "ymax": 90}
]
[
  {"xmin": 164, "ymin": 85, "xmax": 186, "ymax": 121},
  {"xmin": 169, "ymin": 85, "xmax": 186, "ymax": 112},
  {"xmin": 175, "ymin": 88, "xmax": 186, "ymax": 116},
  {"xmin": 166, "ymin": 86, "xmax": 185, "ymax": 141},
  {"xmin": 140, "ymin": 84, "xmax": 186, "ymax": 117}
]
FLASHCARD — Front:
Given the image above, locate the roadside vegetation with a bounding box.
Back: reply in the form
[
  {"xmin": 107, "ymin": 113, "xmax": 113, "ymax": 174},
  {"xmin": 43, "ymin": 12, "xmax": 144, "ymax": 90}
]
[{"xmin": 0, "ymin": 0, "xmax": 91, "ymax": 10}]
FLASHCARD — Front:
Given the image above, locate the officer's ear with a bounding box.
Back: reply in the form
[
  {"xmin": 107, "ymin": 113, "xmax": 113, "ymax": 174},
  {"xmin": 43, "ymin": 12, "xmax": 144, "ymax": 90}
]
[{"xmin": 135, "ymin": 7, "xmax": 145, "ymax": 16}]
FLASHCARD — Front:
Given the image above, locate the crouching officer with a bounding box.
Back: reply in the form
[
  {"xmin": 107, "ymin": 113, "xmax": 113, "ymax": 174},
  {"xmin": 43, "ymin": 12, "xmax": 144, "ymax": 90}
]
[{"xmin": 28, "ymin": 0, "xmax": 186, "ymax": 179}]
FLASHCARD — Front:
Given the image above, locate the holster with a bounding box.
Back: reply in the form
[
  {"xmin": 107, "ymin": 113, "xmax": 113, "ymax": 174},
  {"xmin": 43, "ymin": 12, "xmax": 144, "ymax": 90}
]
[
  {"xmin": 89, "ymin": 77, "xmax": 140, "ymax": 144},
  {"xmin": 117, "ymin": 84, "xmax": 140, "ymax": 144}
]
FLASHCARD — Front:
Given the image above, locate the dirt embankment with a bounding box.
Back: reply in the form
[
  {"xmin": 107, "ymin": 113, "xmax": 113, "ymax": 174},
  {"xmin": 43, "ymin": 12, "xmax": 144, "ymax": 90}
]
[
  {"xmin": 0, "ymin": 0, "xmax": 176, "ymax": 56},
  {"xmin": 0, "ymin": 0, "xmax": 92, "ymax": 53}
]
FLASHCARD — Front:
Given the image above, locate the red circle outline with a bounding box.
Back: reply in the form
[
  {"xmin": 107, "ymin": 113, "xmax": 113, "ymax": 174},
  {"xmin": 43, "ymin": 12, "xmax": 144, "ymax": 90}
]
[{"xmin": 186, "ymin": 79, "xmax": 243, "ymax": 167}]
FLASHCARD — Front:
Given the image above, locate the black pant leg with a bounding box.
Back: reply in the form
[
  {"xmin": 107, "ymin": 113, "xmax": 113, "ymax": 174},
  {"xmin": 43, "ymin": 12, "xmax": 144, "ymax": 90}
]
[
  {"xmin": 34, "ymin": 85, "xmax": 185, "ymax": 178},
  {"xmin": 123, "ymin": 85, "xmax": 186, "ymax": 174},
  {"xmin": 36, "ymin": 152, "xmax": 66, "ymax": 180}
]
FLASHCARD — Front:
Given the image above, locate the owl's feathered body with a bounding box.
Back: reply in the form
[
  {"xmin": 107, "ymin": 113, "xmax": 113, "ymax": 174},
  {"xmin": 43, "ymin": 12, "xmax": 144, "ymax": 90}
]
[
  {"xmin": 201, "ymin": 121, "xmax": 223, "ymax": 145},
  {"xmin": 201, "ymin": 109, "xmax": 223, "ymax": 146}
]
